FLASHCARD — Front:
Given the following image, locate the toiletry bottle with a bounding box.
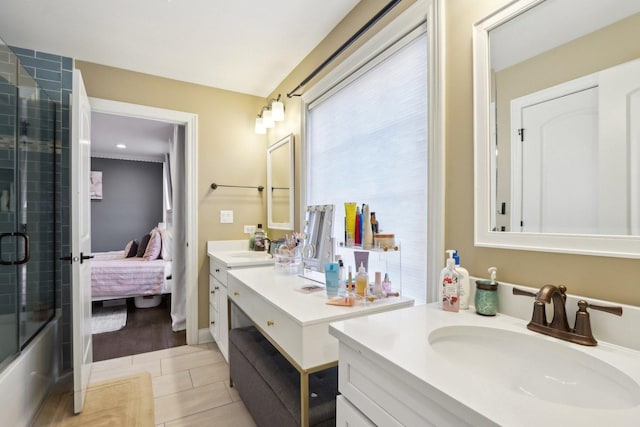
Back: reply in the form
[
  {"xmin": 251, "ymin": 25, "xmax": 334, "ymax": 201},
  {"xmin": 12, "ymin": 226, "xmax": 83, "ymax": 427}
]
[
  {"xmin": 453, "ymin": 250, "xmax": 470, "ymax": 310},
  {"xmin": 347, "ymin": 265, "xmax": 354, "ymax": 296},
  {"xmin": 373, "ymin": 271, "xmax": 383, "ymax": 297},
  {"xmin": 253, "ymin": 224, "xmax": 267, "ymax": 251},
  {"xmin": 382, "ymin": 272, "xmax": 392, "ymax": 294},
  {"xmin": 439, "ymin": 250, "xmax": 460, "ymax": 311},
  {"xmin": 337, "ymin": 258, "xmax": 347, "ymax": 297},
  {"xmin": 354, "ymin": 206, "xmax": 362, "ymax": 246},
  {"xmin": 355, "ymin": 262, "xmax": 368, "ymax": 296},
  {"xmin": 363, "ymin": 204, "xmax": 373, "ymax": 250}
]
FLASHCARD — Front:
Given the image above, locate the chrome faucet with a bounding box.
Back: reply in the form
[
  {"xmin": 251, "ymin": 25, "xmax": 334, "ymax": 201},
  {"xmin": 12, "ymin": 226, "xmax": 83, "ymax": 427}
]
[{"xmin": 513, "ymin": 285, "xmax": 622, "ymax": 346}]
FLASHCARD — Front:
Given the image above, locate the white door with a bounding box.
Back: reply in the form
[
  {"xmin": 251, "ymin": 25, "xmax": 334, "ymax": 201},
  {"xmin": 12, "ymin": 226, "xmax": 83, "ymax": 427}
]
[
  {"xmin": 515, "ymin": 87, "xmax": 598, "ymax": 233},
  {"xmin": 71, "ymin": 69, "xmax": 93, "ymax": 413}
]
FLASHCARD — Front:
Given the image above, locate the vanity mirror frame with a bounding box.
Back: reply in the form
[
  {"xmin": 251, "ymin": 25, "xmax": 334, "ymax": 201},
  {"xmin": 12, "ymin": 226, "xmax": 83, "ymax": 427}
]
[
  {"xmin": 473, "ymin": 0, "xmax": 640, "ymax": 259},
  {"xmin": 267, "ymin": 133, "xmax": 294, "ymax": 230}
]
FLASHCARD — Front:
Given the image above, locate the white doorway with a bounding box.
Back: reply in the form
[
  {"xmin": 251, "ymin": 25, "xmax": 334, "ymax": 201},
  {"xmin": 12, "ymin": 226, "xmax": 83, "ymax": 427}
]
[{"xmin": 88, "ymin": 98, "xmax": 199, "ymax": 345}]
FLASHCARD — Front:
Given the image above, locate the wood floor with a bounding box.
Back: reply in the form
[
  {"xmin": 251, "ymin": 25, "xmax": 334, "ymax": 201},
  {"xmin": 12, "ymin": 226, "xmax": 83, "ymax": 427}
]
[{"xmin": 92, "ymin": 295, "xmax": 186, "ymax": 362}]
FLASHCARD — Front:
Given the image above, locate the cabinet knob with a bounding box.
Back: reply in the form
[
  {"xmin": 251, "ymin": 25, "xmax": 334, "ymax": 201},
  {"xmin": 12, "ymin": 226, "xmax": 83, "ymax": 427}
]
[
  {"xmin": 234, "ymin": 292, "xmax": 240, "ymax": 296},
  {"xmin": 215, "ymin": 268, "xmax": 220, "ymax": 272},
  {"xmin": 211, "ymin": 290, "xmax": 215, "ymax": 294},
  {"xmin": 211, "ymin": 320, "xmax": 215, "ymax": 325},
  {"xmin": 267, "ymin": 320, "xmax": 275, "ymax": 327},
  {"xmin": 215, "ymin": 286, "xmax": 219, "ymax": 290}
]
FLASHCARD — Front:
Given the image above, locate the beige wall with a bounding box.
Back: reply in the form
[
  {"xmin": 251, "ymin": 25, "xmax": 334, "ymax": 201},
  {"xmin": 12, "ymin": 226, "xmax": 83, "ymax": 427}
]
[
  {"xmin": 76, "ymin": 61, "xmax": 267, "ymax": 327},
  {"xmin": 78, "ymin": 0, "xmax": 640, "ymax": 332},
  {"xmin": 445, "ymin": 0, "xmax": 640, "ymax": 306}
]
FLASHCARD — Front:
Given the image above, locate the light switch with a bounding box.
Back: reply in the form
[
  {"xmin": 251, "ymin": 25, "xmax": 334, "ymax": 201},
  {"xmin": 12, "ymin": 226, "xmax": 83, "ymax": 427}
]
[{"xmin": 220, "ymin": 210, "xmax": 234, "ymax": 223}]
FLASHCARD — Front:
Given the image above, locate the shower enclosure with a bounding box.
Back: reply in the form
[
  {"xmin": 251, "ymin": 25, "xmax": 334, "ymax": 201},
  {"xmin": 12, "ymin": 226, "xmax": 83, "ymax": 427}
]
[{"xmin": 0, "ymin": 40, "xmax": 57, "ymax": 372}]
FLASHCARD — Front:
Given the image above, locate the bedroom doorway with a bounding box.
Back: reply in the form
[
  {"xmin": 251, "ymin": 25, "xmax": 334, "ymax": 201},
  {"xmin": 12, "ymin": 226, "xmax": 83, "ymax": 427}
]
[{"xmin": 87, "ymin": 98, "xmax": 198, "ymax": 357}]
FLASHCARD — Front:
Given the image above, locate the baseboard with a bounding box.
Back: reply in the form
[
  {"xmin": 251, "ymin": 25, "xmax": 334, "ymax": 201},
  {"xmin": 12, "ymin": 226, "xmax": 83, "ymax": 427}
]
[{"xmin": 198, "ymin": 328, "xmax": 214, "ymax": 344}]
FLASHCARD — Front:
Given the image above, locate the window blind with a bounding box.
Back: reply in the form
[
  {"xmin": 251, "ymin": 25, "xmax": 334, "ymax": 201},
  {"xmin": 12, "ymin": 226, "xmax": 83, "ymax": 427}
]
[{"xmin": 306, "ymin": 31, "xmax": 428, "ymax": 302}]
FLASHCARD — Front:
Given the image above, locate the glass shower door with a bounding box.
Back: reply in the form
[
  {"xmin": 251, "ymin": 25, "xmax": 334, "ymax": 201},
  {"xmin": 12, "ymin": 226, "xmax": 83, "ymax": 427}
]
[
  {"xmin": 0, "ymin": 41, "xmax": 56, "ymax": 368},
  {"xmin": 16, "ymin": 66, "xmax": 56, "ymax": 347}
]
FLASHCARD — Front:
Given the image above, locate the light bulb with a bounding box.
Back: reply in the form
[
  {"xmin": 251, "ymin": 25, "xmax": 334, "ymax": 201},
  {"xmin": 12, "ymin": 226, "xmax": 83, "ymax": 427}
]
[
  {"xmin": 262, "ymin": 109, "xmax": 274, "ymax": 128},
  {"xmin": 271, "ymin": 100, "xmax": 284, "ymax": 121},
  {"xmin": 255, "ymin": 117, "xmax": 266, "ymax": 134}
]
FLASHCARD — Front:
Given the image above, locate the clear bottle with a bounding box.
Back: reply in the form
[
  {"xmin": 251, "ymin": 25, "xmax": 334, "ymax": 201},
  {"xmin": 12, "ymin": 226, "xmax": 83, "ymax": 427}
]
[
  {"xmin": 355, "ymin": 262, "xmax": 368, "ymax": 296},
  {"xmin": 453, "ymin": 250, "xmax": 470, "ymax": 310},
  {"xmin": 253, "ymin": 224, "xmax": 266, "ymax": 251}
]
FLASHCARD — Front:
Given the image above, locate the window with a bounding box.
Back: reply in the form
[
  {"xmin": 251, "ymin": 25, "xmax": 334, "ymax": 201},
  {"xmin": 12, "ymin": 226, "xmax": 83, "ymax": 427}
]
[{"xmin": 305, "ymin": 29, "xmax": 429, "ymax": 303}]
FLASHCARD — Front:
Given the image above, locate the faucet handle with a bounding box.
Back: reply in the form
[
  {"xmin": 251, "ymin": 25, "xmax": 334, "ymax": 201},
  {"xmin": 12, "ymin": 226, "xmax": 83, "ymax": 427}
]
[
  {"xmin": 512, "ymin": 287, "xmax": 536, "ymax": 298},
  {"xmin": 577, "ymin": 300, "xmax": 623, "ymax": 317},
  {"xmin": 573, "ymin": 300, "xmax": 622, "ymax": 346}
]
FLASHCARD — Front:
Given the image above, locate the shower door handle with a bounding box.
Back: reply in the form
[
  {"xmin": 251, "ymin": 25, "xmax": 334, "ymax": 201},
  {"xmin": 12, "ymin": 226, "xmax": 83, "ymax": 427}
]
[{"xmin": 0, "ymin": 232, "xmax": 30, "ymax": 265}]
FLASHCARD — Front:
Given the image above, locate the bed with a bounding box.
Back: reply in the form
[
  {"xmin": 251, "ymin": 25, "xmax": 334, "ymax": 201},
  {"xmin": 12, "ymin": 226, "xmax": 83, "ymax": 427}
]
[
  {"xmin": 91, "ymin": 250, "xmax": 173, "ymax": 301},
  {"xmin": 91, "ymin": 226, "xmax": 174, "ymax": 303}
]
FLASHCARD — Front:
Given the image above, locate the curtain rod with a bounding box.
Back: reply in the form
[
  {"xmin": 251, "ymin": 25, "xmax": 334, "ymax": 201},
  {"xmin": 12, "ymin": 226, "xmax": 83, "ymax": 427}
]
[{"xmin": 286, "ymin": 0, "xmax": 401, "ymax": 98}]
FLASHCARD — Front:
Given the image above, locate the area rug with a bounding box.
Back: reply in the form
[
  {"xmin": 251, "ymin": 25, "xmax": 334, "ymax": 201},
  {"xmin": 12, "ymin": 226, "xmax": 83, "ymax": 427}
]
[
  {"xmin": 92, "ymin": 305, "xmax": 127, "ymax": 334},
  {"xmin": 32, "ymin": 373, "xmax": 155, "ymax": 426}
]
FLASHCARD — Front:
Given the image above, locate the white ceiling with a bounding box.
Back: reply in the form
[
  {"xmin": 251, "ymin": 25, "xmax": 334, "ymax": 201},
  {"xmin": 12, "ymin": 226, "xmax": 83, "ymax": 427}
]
[
  {"xmin": 0, "ymin": 0, "xmax": 360, "ymax": 97},
  {"xmin": 0, "ymin": 0, "xmax": 361, "ymax": 159}
]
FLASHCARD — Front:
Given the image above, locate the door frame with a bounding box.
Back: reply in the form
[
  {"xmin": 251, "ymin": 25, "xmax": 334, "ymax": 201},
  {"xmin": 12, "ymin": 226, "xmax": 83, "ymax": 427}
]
[{"xmin": 88, "ymin": 97, "xmax": 199, "ymax": 345}]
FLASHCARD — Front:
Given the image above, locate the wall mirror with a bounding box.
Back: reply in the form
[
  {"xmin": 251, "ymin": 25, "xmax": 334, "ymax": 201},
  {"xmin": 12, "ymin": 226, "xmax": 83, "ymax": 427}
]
[
  {"xmin": 474, "ymin": 0, "xmax": 640, "ymax": 258},
  {"xmin": 267, "ymin": 134, "xmax": 294, "ymax": 230}
]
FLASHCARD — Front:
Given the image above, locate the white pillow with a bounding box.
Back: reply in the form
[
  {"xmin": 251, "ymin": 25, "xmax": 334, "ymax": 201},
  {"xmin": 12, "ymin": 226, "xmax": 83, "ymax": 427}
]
[{"xmin": 159, "ymin": 227, "xmax": 173, "ymax": 261}]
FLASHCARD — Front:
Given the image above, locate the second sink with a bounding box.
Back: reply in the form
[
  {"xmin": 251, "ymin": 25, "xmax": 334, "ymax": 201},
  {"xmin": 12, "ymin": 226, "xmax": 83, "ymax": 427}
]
[{"xmin": 428, "ymin": 325, "xmax": 640, "ymax": 410}]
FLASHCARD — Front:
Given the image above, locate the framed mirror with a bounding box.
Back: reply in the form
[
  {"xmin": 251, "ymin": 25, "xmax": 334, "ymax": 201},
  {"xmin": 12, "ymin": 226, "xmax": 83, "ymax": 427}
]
[
  {"xmin": 267, "ymin": 134, "xmax": 294, "ymax": 230},
  {"xmin": 301, "ymin": 204, "xmax": 334, "ymax": 275},
  {"xmin": 474, "ymin": 0, "xmax": 640, "ymax": 258}
]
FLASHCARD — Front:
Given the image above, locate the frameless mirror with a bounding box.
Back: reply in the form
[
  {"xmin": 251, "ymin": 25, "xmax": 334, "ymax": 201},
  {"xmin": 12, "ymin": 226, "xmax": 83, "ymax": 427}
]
[
  {"xmin": 267, "ymin": 134, "xmax": 294, "ymax": 230},
  {"xmin": 474, "ymin": 0, "xmax": 640, "ymax": 258}
]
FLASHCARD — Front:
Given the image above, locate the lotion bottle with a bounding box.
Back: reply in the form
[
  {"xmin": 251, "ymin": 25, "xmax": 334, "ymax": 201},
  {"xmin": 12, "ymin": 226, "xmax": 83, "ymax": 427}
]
[
  {"xmin": 362, "ymin": 204, "xmax": 373, "ymax": 250},
  {"xmin": 453, "ymin": 250, "xmax": 470, "ymax": 310},
  {"xmin": 439, "ymin": 250, "xmax": 460, "ymax": 311}
]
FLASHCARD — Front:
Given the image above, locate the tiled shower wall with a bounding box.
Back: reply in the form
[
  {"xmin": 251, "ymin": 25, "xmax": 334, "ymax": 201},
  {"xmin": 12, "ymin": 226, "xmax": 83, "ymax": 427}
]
[{"xmin": 11, "ymin": 47, "xmax": 73, "ymax": 370}]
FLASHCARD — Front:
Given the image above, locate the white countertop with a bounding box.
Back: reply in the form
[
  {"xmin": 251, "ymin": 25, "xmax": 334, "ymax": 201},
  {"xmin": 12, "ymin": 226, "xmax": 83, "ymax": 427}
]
[
  {"xmin": 329, "ymin": 304, "xmax": 640, "ymax": 427},
  {"xmin": 207, "ymin": 249, "xmax": 274, "ymax": 268},
  {"xmin": 227, "ymin": 266, "xmax": 414, "ymax": 327}
]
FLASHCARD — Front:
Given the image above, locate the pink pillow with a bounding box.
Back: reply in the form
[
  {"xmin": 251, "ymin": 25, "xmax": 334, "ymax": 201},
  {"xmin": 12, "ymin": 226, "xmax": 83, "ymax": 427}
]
[{"xmin": 143, "ymin": 229, "xmax": 162, "ymax": 260}]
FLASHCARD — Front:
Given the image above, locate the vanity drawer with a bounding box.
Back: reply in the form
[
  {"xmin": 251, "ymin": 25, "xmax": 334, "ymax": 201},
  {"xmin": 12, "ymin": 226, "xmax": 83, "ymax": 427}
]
[
  {"xmin": 228, "ymin": 276, "xmax": 302, "ymax": 363},
  {"xmin": 338, "ymin": 344, "xmax": 473, "ymax": 427},
  {"xmin": 209, "ymin": 258, "xmax": 228, "ymax": 284}
]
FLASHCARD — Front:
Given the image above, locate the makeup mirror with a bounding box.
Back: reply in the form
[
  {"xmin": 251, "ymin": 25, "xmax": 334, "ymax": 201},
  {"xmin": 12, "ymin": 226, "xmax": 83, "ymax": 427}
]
[
  {"xmin": 267, "ymin": 134, "xmax": 294, "ymax": 230},
  {"xmin": 301, "ymin": 204, "xmax": 334, "ymax": 274},
  {"xmin": 473, "ymin": 0, "xmax": 640, "ymax": 258}
]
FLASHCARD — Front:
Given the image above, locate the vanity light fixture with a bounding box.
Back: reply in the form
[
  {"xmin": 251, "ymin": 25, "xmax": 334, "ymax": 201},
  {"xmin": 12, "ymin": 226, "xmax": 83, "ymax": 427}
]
[
  {"xmin": 116, "ymin": 143, "xmax": 127, "ymax": 149},
  {"xmin": 254, "ymin": 94, "xmax": 285, "ymax": 134},
  {"xmin": 255, "ymin": 116, "xmax": 266, "ymax": 134}
]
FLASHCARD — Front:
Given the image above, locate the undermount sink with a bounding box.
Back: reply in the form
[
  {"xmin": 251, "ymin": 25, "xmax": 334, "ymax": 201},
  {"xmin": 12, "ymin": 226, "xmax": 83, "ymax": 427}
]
[
  {"xmin": 428, "ymin": 325, "xmax": 640, "ymax": 410},
  {"xmin": 229, "ymin": 252, "xmax": 272, "ymax": 259}
]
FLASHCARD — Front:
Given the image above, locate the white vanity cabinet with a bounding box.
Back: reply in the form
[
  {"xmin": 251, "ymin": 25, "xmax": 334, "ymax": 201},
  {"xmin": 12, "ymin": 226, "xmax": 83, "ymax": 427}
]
[{"xmin": 207, "ymin": 243, "xmax": 274, "ymax": 362}]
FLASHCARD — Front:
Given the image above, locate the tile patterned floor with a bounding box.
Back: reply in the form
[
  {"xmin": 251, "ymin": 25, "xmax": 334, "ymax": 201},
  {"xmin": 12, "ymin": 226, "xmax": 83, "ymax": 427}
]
[{"xmin": 89, "ymin": 343, "xmax": 256, "ymax": 426}]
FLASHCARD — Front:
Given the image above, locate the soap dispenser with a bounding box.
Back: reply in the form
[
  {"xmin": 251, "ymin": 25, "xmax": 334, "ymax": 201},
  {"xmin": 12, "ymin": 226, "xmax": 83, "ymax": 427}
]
[
  {"xmin": 453, "ymin": 250, "xmax": 470, "ymax": 310},
  {"xmin": 440, "ymin": 250, "xmax": 460, "ymax": 312},
  {"xmin": 475, "ymin": 267, "xmax": 499, "ymax": 316}
]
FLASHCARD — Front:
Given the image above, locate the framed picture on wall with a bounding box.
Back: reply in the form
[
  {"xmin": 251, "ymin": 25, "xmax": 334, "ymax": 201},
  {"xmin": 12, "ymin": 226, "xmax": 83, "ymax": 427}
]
[{"xmin": 90, "ymin": 171, "xmax": 103, "ymax": 200}]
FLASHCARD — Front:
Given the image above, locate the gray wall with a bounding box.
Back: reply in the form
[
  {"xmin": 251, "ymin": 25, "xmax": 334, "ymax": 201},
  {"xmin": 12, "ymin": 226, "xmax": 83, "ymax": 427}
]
[{"xmin": 90, "ymin": 157, "xmax": 163, "ymax": 252}]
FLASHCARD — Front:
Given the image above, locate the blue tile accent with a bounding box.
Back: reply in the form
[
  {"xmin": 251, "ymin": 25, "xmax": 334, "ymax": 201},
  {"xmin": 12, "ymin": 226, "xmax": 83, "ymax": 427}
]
[
  {"xmin": 62, "ymin": 57, "xmax": 73, "ymax": 71},
  {"xmin": 36, "ymin": 68, "xmax": 61, "ymax": 82},
  {"xmin": 10, "ymin": 47, "xmax": 35, "ymax": 57},
  {"xmin": 36, "ymin": 51, "xmax": 61, "ymax": 62},
  {"xmin": 17, "ymin": 56, "xmax": 60, "ymax": 72}
]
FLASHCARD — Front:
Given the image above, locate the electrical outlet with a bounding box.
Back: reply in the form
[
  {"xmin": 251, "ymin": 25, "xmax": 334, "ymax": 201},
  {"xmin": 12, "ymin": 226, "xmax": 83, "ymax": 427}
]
[
  {"xmin": 244, "ymin": 225, "xmax": 256, "ymax": 234},
  {"xmin": 220, "ymin": 210, "xmax": 234, "ymax": 223}
]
